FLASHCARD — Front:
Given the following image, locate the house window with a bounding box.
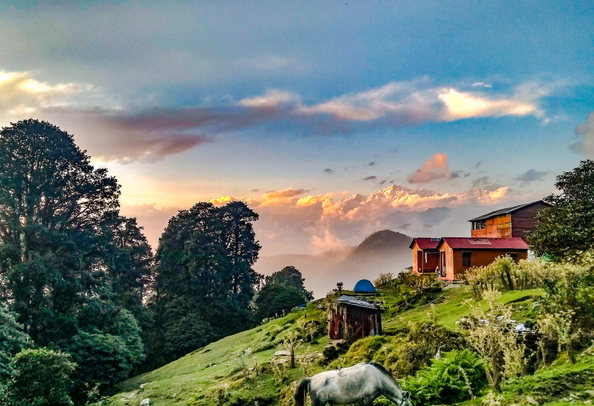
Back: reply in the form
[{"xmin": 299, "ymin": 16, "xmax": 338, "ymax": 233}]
[
  {"xmin": 472, "ymin": 221, "xmax": 486, "ymax": 230},
  {"xmin": 462, "ymin": 252, "xmax": 472, "ymax": 267}
]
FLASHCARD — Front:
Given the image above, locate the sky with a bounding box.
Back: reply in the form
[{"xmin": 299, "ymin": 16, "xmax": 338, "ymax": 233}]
[{"xmin": 0, "ymin": 0, "xmax": 593, "ymax": 256}]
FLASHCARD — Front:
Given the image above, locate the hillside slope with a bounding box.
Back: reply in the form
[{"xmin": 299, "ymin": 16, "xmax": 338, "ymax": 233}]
[{"xmin": 107, "ymin": 285, "xmax": 560, "ymax": 406}]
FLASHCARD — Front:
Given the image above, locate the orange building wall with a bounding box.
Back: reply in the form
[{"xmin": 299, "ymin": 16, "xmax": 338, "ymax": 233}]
[
  {"xmin": 412, "ymin": 242, "xmax": 439, "ymax": 274},
  {"xmin": 411, "ymin": 242, "xmax": 420, "ymax": 274},
  {"xmin": 472, "ymin": 214, "xmax": 512, "ymax": 238},
  {"xmin": 438, "ymin": 242, "xmax": 528, "ymax": 281}
]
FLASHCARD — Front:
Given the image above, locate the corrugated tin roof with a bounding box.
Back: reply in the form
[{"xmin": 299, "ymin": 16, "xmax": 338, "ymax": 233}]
[
  {"xmin": 468, "ymin": 201, "xmax": 547, "ymax": 222},
  {"xmin": 438, "ymin": 237, "xmax": 529, "ymax": 250},
  {"xmin": 410, "ymin": 237, "xmax": 441, "ymax": 250},
  {"xmin": 336, "ymin": 295, "xmax": 380, "ymax": 310}
]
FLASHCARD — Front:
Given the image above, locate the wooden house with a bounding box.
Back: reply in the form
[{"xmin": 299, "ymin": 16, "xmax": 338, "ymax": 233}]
[
  {"xmin": 435, "ymin": 237, "xmax": 529, "ymax": 281},
  {"xmin": 328, "ymin": 295, "xmax": 382, "ymax": 340},
  {"xmin": 469, "ymin": 201, "xmax": 550, "ymax": 241},
  {"xmin": 410, "ymin": 238, "xmax": 441, "ymax": 274}
]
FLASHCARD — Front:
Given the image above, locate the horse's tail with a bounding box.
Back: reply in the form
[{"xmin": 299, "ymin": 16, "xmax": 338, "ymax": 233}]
[{"xmin": 294, "ymin": 378, "xmax": 310, "ymax": 406}]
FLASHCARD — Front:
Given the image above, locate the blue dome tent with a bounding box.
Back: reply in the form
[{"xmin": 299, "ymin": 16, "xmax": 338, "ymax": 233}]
[{"xmin": 353, "ymin": 279, "xmax": 376, "ymax": 293}]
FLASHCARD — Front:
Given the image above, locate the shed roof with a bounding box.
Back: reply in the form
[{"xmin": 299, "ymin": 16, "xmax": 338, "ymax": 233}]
[
  {"xmin": 409, "ymin": 237, "xmax": 441, "ymax": 250},
  {"xmin": 353, "ymin": 279, "xmax": 376, "ymax": 293},
  {"xmin": 437, "ymin": 237, "xmax": 529, "ymax": 250},
  {"xmin": 336, "ymin": 295, "xmax": 379, "ymax": 310},
  {"xmin": 468, "ymin": 200, "xmax": 548, "ymax": 222}
]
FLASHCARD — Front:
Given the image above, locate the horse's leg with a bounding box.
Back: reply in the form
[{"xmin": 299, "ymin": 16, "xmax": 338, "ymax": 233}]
[
  {"xmin": 363, "ymin": 395, "xmax": 375, "ymax": 406},
  {"xmin": 310, "ymin": 393, "xmax": 325, "ymax": 406}
]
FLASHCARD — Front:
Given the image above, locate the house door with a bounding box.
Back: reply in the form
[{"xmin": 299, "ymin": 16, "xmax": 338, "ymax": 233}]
[
  {"xmin": 440, "ymin": 251, "xmax": 447, "ymax": 278},
  {"xmin": 417, "ymin": 251, "xmax": 423, "ymax": 273}
]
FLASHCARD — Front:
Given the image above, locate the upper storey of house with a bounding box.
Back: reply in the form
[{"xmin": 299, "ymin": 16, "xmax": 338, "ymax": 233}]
[{"xmin": 468, "ymin": 200, "xmax": 551, "ymax": 241}]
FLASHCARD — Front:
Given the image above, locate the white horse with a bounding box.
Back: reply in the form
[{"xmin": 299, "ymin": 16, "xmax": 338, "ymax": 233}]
[{"xmin": 294, "ymin": 362, "xmax": 413, "ymax": 406}]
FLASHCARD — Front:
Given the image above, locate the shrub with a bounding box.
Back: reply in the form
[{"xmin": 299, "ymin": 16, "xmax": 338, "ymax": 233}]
[
  {"xmin": 465, "ymin": 256, "xmax": 554, "ymax": 299},
  {"xmin": 403, "ymin": 349, "xmax": 487, "ymax": 406},
  {"xmin": 376, "ymin": 322, "xmax": 465, "ymax": 378},
  {"xmin": 374, "ymin": 273, "xmax": 395, "ymax": 287},
  {"xmin": 460, "ymin": 289, "xmax": 527, "ymax": 389},
  {"xmin": 2, "ymin": 348, "xmax": 76, "ymax": 406}
]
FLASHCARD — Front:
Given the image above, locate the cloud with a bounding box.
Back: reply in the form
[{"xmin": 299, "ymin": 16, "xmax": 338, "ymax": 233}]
[
  {"xmin": 438, "ymin": 88, "xmax": 539, "ymax": 120},
  {"xmin": 514, "ymin": 169, "xmax": 548, "ymax": 185},
  {"xmin": 244, "ymin": 183, "xmax": 514, "ymax": 255},
  {"xmin": 0, "ymin": 70, "xmax": 94, "ymax": 115},
  {"xmin": 0, "ymin": 70, "xmax": 555, "ymax": 163},
  {"xmin": 44, "ymin": 108, "xmax": 213, "ymax": 164},
  {"xmin": 368, "ymin": 162, "xmax": 376, "ymax": 166},
  {"xmin": 571, "ymin": 112, "xmax": 594, "ymax": 158},
  {"xmin": 362, "ymin": 176, "xmax": 377, "ymax": 181},
  {"xmin": 236, "ymin": 55, "xmax": 301, "ymax": 71},
  {"xmin": 408, "ymin": 153, "xmax": 453, "ymax": 183},
  {"xmin": 238, "ymin": 89, "xmax": 300, "ymax": 109},
  {"xmin": 127, "ymin": 182, "xmax": 518, "ymax": 255},
  {"xmin": 260, "ymin": 187, "xmax": 309, "ymax": 205},
  {"xmin": 323, "ymin": 168, "xmax": 334, "ymax": 174}
]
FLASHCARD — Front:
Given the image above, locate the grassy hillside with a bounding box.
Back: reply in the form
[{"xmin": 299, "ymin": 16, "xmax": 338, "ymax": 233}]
[{"xmin": 106, "ymin": 282, "xmax": 583, "ymax": 406}]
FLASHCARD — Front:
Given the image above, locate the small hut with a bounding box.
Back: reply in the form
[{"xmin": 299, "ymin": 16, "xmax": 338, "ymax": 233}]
[{"xmin": 328, "ymin": 295, "xmax": 382, "ymax": 340}]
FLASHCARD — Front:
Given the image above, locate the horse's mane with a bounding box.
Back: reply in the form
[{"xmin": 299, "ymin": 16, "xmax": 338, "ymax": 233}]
[{"xmin": 367, "ymin": 362, "xmax": 402, "ymax": 388}]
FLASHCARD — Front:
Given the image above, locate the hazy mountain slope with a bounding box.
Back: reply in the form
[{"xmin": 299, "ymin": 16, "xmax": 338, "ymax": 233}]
[
  {"xmin": 319, "ymin": 230, "xmax": 412, "ymax": 294},
  {"xmin": 254, "ymin": 230, "xmax": 412, "ymax": 298}
]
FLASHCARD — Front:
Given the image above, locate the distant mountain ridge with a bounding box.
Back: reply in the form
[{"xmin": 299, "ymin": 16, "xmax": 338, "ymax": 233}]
[{"xmin": 253, "ymin": 230, "xmax": 412, "ymax": 298}]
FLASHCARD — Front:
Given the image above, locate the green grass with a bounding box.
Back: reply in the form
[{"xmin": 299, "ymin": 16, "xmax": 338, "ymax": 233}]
[
  {"xmin": 382, "ymin": 285, "xmax": 542, "ymax": 332},
  {"xmin": 108, "ymin": 306, "xmax": 328, "ymax": 406},
  {"xmin": 106, "ymin": 285, "xmax": 568, "ymax": 406}
]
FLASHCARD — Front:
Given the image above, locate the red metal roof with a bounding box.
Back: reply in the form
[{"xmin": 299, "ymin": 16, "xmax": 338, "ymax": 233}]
[
  {"xmin": 410, "ymin": 237, "xmax": 441, "ymax": 250},
  {"xmin": 438, "ymin": 237, "xmax": 529, "ymax": 250}
]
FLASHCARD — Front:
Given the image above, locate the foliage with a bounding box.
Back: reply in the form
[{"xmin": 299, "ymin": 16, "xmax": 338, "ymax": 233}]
[
  {"xmin": 374, "ymin": 273, "xmax": 395, "ymax": 287},
  {"xmin": 536, "ymin": 310, "xmax": 581, "ymax": 365},
  {"xmin": 0, "ymin": 120, "xmax": 153, "ymax": 402},
  {"xmin": 279, "ymin": 381, "xmax": 298, "ymax": 406},
  {"xmin": 464, "ymin": 257, "xmax": 546, "ymax": 300},
  {"xmin": 255, "ymin": 266, "xmax": 313, "ymax": 321},
  {"xmin": 459, "ymin": 289, "xmax": 527, "ymax": 389},
  {"xmin": 282, "ymin": 331, "xmax": 303, "ymax": 369},
  {"xmin": 381, "ymin": 322, "xmax": 464, "ymax": 378},
  {"xmin": 0, "ymin": 307, "xmax": 30, "ymax": 380},
  {"xmin": 152, "ymin": 200, "xmax": 261, "ymax": 364},
  {"xmin": 1, "ymin": 348, "xmax": 76, "ymax": 406},
  {"xmin": 334, "ymin": 322, "xmax": 463, "ymax": 379},
  {"xmin": 528, "ymin": 160, "xmax": 594, "ymax": 260},
  {"xmin": 402, "ymin": 349, "xmax": 487, "ymax": 406}
]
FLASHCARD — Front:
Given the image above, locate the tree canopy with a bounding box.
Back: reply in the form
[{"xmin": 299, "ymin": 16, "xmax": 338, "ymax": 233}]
[
  {"xmin": 528, "ymin": 160, "xmax": 594, "ymax": 260},
  {"xmin": 254, "ymin": 266, "xmax": 313, "ymax": 321},
  {"xmin": 151, "ymin": 200, "xmax": 261, "ymax": 362},
  {"xmin": 0, "ymin": 120, "xmax": 152, "ymax": 403}
]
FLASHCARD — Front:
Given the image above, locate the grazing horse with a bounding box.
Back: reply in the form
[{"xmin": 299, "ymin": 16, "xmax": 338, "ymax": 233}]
[{"xmin": 294, "ymin": 362, "xmax": 412, "ymax": 406}]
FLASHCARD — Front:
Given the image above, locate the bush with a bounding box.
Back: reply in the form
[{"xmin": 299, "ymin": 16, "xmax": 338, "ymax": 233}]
[
  {"xmin": 464, "ymin": 257, "xmax": 552, "ymax": 300},
  {"xmin": 403, "ymin": 349, "xmax": 487, "ymax": 406},
  {"xmin": 376, "ymin": 322, "xmax": 464, "ymax": 378},
  {"xmin": 2, "ymin": 348, "xmax": 76, "ymax": 406}
]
